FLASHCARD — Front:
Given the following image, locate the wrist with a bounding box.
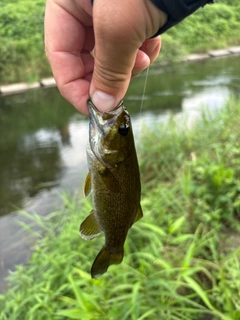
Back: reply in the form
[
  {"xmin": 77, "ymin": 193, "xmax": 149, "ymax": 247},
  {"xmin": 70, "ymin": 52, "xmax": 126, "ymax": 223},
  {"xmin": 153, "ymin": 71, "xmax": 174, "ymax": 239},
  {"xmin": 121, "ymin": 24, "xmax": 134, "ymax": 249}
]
[{"xmin": 144, "ymin": 0, "xmax": 167, "ymax": 38}]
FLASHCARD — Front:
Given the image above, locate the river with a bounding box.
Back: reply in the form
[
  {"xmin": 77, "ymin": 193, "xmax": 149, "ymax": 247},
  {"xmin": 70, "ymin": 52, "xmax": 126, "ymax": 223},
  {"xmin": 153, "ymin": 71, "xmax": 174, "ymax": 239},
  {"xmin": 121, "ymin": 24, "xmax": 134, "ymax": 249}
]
[{"xmin": 0, "ymin": 55, "xmax": 240, "ymax": 292}]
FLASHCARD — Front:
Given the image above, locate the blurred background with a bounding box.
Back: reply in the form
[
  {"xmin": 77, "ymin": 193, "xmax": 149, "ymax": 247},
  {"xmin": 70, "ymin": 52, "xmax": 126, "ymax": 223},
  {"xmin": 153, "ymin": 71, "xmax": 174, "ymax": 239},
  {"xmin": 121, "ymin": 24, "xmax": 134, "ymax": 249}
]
[{"xmin": 0, "ymin": 1, "xmax": 240, "ymax": 319}]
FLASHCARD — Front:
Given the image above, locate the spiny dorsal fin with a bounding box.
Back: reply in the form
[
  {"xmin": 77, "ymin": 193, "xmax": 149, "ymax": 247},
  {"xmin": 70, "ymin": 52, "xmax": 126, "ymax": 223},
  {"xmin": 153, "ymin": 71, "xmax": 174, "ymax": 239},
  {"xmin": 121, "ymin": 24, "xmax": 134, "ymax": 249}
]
[
  {"xmin": 79, "ymin": 210, "xmax": 101, "ymax": 240},
  {"xmin": 134, "ymin": 205, "xmax": 143, "ymax": 223},
  {"xmin": 83, "ymin": 172, "xmax": 92, "ymax": 197}
]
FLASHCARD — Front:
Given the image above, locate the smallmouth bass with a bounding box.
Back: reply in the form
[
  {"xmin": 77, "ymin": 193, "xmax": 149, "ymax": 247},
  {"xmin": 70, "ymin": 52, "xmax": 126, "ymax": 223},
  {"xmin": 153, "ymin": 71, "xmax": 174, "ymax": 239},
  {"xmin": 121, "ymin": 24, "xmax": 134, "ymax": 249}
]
[{"xmin": 80, "ymin": 100, "xmax": 143, "ymax": 278}]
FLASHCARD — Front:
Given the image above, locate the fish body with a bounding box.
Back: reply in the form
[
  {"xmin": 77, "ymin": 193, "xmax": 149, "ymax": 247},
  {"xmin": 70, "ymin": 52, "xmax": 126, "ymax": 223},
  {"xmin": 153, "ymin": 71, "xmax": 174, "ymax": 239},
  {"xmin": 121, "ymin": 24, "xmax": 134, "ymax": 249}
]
[{"xmin": 80, "ymin": 100, "xmax": 143, "ymax": 278}]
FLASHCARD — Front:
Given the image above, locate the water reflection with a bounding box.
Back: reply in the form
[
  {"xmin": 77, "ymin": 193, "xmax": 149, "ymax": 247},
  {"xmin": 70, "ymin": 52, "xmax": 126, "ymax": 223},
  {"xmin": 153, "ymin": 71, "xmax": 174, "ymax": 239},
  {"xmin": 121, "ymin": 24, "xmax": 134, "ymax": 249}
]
[
  {"xmin": 0, "ymin": 131, "xmax": 63, "ymax": 215},
  {"xmin": 1, "ymin": 56, "xmax": 240, "ymax": 217},
  {"xmin": 0, "ymin": 88, "xmax": 82, "ymax": 217},
  {"xmin": 0, "ymin": 55, "xmax": 240, "ymax": 292}
]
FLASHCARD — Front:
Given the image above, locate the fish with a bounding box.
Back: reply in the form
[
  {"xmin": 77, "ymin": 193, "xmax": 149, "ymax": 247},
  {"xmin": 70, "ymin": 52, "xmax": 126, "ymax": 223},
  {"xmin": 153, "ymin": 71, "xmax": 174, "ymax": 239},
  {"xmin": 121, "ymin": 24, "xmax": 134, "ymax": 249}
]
[{"xmin": 80, "ymin": 100, "xmax": 143, "ymax": 278}]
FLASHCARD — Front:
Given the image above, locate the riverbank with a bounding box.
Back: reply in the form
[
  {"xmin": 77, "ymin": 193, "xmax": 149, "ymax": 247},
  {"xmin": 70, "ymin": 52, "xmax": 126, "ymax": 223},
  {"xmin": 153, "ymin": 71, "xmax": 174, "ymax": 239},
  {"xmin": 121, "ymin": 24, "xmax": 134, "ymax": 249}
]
[
  {"xmin": 0, "ymin": 78, "xmax": 56, "ymax": 96},
  {"xmin": 1, "ymin": 54, "xmax": 239, "ymax": 297},
  {"xmin": 1, "ymin": 46, "xmax": 240, "ymax": 96},
  {"xmin": 1, "ymin": 96, "xmax": 240, "ymax": 319},
  {"xmin": 1, "ymin": 0, "xmax": 240, "ymax": 85}
]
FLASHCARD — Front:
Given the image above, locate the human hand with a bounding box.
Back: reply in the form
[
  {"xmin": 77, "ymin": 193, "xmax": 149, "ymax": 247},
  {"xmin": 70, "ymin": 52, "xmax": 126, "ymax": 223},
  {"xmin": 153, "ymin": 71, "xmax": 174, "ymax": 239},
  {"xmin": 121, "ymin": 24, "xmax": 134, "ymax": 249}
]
[{"xmin": 44, "ymin": 0, "xmax": 167, "ymax": 115}]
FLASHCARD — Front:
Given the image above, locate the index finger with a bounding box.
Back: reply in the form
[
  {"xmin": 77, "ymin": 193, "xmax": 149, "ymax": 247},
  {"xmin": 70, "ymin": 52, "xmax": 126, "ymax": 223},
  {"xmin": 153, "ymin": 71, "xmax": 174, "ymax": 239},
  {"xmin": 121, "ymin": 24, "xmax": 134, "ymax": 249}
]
[{"xmin": 44, "ymin": 0, "xmax": 94, "ymax": 115}]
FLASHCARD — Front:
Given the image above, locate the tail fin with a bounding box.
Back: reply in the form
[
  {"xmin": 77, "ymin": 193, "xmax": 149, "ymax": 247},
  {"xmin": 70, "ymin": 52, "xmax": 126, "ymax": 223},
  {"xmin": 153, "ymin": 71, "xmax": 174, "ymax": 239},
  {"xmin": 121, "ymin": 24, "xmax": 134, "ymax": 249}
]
[{"xmin": 91, "ymin": 247, "xmax": 124, "ymax": 278}]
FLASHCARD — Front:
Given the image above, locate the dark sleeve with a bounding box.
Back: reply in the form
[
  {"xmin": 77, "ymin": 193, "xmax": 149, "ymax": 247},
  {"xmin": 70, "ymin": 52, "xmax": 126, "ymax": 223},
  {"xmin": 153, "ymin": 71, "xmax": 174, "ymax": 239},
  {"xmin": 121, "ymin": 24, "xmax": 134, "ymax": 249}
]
[{"xmin": 150, "ymin": 0, "xmax": 214, "ymax": 36}]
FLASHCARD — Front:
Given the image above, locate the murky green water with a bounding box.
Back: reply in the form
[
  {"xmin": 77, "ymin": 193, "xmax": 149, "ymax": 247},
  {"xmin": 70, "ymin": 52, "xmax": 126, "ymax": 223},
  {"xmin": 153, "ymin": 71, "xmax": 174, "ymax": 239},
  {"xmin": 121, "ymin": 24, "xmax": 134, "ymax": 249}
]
[{"xmin": 0, "ymin": 55, "xmax": 239, "ymax": 292}]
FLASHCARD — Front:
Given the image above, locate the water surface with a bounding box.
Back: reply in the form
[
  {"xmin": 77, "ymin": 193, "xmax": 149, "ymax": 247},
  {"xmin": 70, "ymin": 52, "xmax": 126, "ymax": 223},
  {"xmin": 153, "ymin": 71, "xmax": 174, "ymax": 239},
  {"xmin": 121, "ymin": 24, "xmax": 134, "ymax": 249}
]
[{"xmin": 0, "ymin": 55, "xmax": 239, "ymax": 292}]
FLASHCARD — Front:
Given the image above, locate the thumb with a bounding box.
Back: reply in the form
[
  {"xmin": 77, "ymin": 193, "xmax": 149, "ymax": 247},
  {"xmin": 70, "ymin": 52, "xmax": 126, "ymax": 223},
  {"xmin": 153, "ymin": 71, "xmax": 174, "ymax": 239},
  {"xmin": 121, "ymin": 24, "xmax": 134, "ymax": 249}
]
[{"xmin": 90, "ymin": 0, "xmax": 166, "ymax": 112}]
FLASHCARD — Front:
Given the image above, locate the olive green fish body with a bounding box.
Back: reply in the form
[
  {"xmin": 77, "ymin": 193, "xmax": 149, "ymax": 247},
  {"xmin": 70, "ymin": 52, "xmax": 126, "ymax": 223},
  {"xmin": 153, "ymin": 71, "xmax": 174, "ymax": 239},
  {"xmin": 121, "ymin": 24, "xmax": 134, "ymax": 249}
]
[{"xmin": 80, "ymin": 100, "xmax": 142, "ymax": 278}]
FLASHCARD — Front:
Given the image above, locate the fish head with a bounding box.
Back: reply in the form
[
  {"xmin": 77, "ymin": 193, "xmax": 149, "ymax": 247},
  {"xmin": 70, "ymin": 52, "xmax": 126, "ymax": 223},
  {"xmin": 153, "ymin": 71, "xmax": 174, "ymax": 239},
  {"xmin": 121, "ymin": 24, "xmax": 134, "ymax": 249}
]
[{"xmin": 88, "ymin": 100, "xmax": 134, "ymax": 168}]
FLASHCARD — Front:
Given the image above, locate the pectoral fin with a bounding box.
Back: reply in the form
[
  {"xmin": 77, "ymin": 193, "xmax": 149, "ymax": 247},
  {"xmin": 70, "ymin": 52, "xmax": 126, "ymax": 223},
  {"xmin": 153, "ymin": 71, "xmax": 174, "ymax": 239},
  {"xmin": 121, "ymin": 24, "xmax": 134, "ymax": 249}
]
[
  {"xmin": 83, "ymin": 172, "xmax": 92, "ymax": 197},
  {"xmin": 134, "ymin": 205, "xmax": 143, "ymax": 223},
  {"xmin": 80, "ymin": 210, "xmax": 101, "ymax": 240}
]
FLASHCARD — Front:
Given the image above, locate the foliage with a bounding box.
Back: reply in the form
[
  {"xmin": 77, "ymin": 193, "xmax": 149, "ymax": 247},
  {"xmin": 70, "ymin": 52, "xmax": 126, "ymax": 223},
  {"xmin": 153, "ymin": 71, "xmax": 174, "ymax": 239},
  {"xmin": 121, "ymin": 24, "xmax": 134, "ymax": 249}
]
[
  {"xmin": 0, "ymin": 198, "xmax": 238, "ymax": 320},
  {"xmin": 160, "ymin": 1, "xmax": 240, "ymax": 61},
  {"xmin": 140, "ymin": 96, "xmax": 240, "ymax": 230},
  {"xmin": 1, "ymin": 97, "xmax": 240, "ymax": 319},
  {"xmin": 158, "ymin": 34, "xmax": 187, "ymax": 64},
  {"xmin": 0, "ymin": 0, "xmax": 240, "ymax": 83},
  {"xmin": 0, "ymin": 0, "xmax": 49, "ymax": 83}
]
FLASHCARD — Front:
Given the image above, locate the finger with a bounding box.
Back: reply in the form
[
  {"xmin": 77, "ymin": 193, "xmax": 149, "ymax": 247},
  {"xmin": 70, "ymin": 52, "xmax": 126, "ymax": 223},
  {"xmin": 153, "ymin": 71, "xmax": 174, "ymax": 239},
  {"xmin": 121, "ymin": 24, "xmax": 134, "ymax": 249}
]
[
  {"xmin": 90, "ymin": 0, "xmax": 167, "ymax": 112},
  {"xmin": 132, "ymin": 37, "xmax": 161, "ymax": 77},
  {"xmin": 44, "ymin": 0, "xmax": 93, "ymax": 115},
  {"xmin": 90, "ymin": 0, "xmax": 146, "ymax": 112},
  {"xmin": 139, "ymin": 37, "xmax": 162, "ymax": 64}
]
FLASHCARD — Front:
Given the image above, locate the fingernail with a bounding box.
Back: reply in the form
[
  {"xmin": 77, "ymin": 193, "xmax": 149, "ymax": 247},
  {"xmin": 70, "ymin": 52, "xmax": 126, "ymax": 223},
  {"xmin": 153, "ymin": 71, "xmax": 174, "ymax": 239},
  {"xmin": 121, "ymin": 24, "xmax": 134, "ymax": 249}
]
[{"xmin": 91, "ymin": 91, "xmax": 116, "ymax": 112}]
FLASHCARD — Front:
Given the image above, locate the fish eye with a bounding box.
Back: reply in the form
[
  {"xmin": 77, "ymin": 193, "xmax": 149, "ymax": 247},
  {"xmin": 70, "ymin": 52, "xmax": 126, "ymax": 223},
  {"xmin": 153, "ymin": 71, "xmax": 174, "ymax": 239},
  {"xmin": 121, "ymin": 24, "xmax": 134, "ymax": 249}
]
[{"xmin": 118, "ymin": 124, "xmax": 129, "ymax": 136}]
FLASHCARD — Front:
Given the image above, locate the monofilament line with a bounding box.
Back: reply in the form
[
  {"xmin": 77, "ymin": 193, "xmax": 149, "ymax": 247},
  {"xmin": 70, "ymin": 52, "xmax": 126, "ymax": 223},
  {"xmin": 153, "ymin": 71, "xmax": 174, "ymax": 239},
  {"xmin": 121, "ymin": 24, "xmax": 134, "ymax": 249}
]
[
  {"xmin": 140, "ymin": 66, "xmax": 150, "ymax": 118},
  {"xmin": 136, "ymin": 66, "xmax": 150, "ymax": 136}
]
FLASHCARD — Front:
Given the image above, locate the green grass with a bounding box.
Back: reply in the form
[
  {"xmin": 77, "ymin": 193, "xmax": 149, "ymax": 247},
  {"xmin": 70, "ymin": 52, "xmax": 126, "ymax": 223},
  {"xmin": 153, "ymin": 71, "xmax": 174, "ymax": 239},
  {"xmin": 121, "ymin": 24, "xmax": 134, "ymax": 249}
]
[
  {"xmin": 0, "ymin": 0, "xmax": 240, "ymax": 83},
  {"xmin": 0, "ymin": 0, "xmax": 49, "ymax": 84},
  {"xmin": 139, "ymin": 98, "xmax": 240, "ymax": 231},
  {"xmin": 154, "ymin": 0, "xmax": 240, "ymax": 63},
  {"xmin": 1, "ymin": 96, "xmax": 240, "ymax": 319}
]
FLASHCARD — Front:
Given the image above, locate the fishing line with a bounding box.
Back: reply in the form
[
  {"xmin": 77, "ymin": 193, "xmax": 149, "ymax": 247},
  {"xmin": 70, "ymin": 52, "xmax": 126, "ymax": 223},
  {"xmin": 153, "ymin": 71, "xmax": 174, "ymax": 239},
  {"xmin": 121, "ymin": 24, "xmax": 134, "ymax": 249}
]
[
  {"xmin": 136, "ymin": 65, "xmax": 150, "ymax": 136},
  {"xmin": 140, "ymin": 66, "xmax": 150, "ymax": 118}
]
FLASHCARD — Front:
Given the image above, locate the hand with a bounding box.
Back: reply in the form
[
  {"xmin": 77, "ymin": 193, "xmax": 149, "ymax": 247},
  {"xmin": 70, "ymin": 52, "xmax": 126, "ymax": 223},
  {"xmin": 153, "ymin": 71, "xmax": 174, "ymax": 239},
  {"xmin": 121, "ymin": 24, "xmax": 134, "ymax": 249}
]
[{"xmin": 44, "ymin": 0, "xmax": 167, "ymax": 115}]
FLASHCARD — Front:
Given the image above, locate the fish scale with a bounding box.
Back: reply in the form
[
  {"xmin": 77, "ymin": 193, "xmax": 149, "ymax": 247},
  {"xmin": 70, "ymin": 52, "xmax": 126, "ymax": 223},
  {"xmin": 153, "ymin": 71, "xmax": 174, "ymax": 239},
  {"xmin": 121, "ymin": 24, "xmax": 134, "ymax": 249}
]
[{"xmin": 80, "ymin": 100, "xmax": 143, "ymax": 278}]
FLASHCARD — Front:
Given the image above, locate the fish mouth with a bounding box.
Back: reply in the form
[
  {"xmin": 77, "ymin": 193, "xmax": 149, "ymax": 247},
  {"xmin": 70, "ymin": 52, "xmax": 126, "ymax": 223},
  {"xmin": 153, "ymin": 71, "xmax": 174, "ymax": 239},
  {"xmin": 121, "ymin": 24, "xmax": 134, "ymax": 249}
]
[
  {"xmin": 88, "ymin": 100, "xmax": 124, "ymax": 120},
  {"xmin": 88, "ymin": 99, "xmax": 125, "ymax": 139},
  {"xmin": 88, "ymin": 100, "xmax": 104, "ymax": 137},
  {"xmin": 88, "ymin": 100, "xmax": 124, "ymax": 169}
]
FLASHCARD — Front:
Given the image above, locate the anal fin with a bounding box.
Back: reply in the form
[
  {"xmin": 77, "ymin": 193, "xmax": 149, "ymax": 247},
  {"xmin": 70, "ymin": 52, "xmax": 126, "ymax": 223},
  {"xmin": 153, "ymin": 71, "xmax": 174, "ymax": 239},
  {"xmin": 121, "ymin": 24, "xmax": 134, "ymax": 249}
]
[
  {"xmin": 80, "ymin": 210, "xmax": 101, "ymax": 240},
  {"xmin": 134, "ymin": 205, "xmax": 143, "ymax": 223}
]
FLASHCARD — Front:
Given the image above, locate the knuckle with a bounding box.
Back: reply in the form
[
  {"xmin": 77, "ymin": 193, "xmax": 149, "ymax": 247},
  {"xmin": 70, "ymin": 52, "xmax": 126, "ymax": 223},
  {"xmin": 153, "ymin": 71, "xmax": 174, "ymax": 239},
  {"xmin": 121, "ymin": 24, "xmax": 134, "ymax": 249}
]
[{"xmin": 94, "ymin": 63, "xmax": 129, "ymax": 89}]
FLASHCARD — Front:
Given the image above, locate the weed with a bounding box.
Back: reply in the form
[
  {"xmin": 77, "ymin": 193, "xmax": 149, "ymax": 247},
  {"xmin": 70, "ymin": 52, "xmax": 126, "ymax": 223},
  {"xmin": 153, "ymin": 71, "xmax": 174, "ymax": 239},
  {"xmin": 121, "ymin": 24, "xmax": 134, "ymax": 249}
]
[{"xmin": 1, "ymin": 98, "xmax": 240, "ymax": 319}]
